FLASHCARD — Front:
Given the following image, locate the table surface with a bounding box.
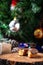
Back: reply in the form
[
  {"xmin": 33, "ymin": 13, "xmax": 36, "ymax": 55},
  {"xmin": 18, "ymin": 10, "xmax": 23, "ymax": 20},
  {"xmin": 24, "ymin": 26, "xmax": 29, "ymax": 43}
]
[{"xmin": 0, "ymin": 53, "xmax": 43, "ymax": 63}]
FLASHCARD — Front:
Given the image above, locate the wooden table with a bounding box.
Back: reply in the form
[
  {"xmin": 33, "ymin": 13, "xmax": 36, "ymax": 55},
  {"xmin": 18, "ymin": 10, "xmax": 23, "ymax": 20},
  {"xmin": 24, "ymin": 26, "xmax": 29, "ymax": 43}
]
[{"xmin": 0, "ymin": 53, "xmax": 43, "ymax": 65}]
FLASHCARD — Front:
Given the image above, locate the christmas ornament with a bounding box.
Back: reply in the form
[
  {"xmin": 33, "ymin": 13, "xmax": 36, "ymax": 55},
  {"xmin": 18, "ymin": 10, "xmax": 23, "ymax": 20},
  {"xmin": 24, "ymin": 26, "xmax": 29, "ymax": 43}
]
[
  {"xmin": 9, "ymin": 17, "xmax": 20, "ymax": 32},
  {"xmin": 10, "ymin": 0, "xmax": 18, "ymax": 11},
  {"xmin": 34, "ymin": 29, "xmax": 42, "ymax": 38}
]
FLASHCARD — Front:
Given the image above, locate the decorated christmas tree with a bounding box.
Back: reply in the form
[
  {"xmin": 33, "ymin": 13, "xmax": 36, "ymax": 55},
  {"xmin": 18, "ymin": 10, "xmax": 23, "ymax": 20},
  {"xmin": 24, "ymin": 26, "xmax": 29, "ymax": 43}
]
[{"xmin": 0, "ymin": 0, "xmax": 43, "ymax": 45}]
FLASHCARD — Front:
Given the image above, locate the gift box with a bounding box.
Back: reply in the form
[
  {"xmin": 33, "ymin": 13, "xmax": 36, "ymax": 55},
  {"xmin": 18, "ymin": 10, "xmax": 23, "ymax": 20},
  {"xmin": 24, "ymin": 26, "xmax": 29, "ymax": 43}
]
[{"xmin": 0, "ymin": 42, "xmax": 11, "ymax": 54}]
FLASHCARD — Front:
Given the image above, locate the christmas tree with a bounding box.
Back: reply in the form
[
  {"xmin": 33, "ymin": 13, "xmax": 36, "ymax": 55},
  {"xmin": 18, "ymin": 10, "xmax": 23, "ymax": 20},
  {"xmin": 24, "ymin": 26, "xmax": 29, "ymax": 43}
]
[{"xmin": 0, "ymin": 0, "xmax": 43, "ymax": 44}]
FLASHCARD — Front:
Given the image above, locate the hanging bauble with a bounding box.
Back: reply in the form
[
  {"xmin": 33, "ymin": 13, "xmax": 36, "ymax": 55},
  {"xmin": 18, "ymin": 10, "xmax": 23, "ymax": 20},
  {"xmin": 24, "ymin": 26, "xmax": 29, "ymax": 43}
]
[
  {"xmin": 9, "ymin": 17, "xmax": 20, "ymax": 32},
  {"xmin": 34, "ymin": 29, "xmax": 42, "ymax": 38},
  {"xmin": 10, "ymin": 0, "xmax": 18, "ymax": 11}
]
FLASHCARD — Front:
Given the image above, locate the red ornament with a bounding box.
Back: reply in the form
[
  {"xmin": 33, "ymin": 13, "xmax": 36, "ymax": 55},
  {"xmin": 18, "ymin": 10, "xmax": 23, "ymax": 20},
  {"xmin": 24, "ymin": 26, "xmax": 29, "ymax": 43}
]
[
  {"xmin": 11, "ymin": 0, "xmax": 18, "ymax": 6},
  {"xmin": 10, "ymin": 0, "xmax": 19, "ymax": 10}
]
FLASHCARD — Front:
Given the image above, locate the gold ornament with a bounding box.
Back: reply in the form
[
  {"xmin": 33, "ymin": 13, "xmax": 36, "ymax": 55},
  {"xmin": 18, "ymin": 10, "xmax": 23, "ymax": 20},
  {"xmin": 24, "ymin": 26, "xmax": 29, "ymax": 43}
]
[{"xmin": 34, "ymin": 29, "xmax": 42, "ymax": 38}]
